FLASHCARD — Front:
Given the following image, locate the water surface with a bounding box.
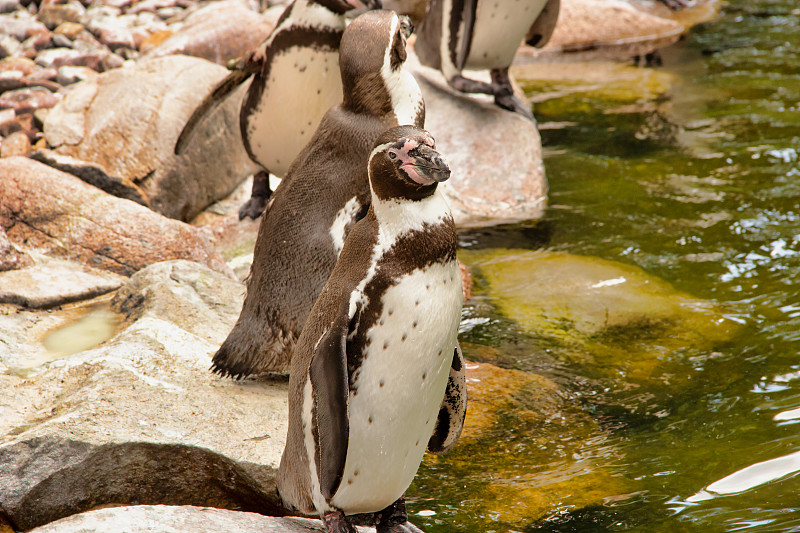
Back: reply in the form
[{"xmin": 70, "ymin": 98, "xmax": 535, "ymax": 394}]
[{"xmin": 409, "ymin": 1, "xmax": 800, "ymax": 531}]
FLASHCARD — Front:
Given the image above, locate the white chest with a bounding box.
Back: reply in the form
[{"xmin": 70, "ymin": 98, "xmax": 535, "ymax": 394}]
[
  {"xmin": 330, "ymin": 259, "xmax": 463, "ymax": 514},
  {"xmin": 465, "ymin": 0, "xmax": 548, "ymax": 69},
  {"xmin": 245, "ymin": 47, "xmax": 343, "ymax": 177}
]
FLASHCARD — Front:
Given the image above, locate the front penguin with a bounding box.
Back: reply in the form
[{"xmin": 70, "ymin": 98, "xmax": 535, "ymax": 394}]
[{"xmin": 278, "ymin": 126, "xmax": 464, "ymax": 533}]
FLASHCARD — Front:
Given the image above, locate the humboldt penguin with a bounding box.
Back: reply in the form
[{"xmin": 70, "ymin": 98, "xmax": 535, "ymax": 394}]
[
  {"xmin": 211, "ymin": 10, "xmax": 425, "ymax": 379},
  {"xmin": 414, "ymin": 0, "xmax": 560, "ymax": 120},
  {"xmin": 174, "ymin": 0, "xmax": 381, "ymax": 220},
  {"xmin": 277, "ymin": 125, "xmax": 464, "ymax": 533}
]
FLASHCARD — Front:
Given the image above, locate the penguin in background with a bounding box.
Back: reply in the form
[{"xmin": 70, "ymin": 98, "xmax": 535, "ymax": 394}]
[
  {"xmin": 414, "ymin": 0, "xmax": 560, "ymax": 121},
  {"xmin": 210, "ymin": 10, "xmax": 425, "ymax": 379},
  {"xmin": 278, "ymin": 125, "xmax": 465, "ymax": 533},
  {"xmin": 175, "ymin": 0, "xmax": 381, "ymax": 220}
]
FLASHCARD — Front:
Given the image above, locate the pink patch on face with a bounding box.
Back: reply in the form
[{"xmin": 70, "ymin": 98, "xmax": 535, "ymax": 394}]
[{"xmin": 389, "ymin": 139, "xmax": 435, "ymax": 186}]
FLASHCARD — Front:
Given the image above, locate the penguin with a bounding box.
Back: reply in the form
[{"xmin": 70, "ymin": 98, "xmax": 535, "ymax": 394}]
[
  {"xmin": 210, "ymin": 10, "xmax": 425, "ymax": 379},
  {"xmin": 277, "ymin": 125, "xmax": 465, "ymax": 533},
  {"xmin": 414, "ymin": 0, "xmax": 561, "ymax": 120},
  {"xmin": 174, "ymin": 0, "xmax": 381, "ymax": 220}
]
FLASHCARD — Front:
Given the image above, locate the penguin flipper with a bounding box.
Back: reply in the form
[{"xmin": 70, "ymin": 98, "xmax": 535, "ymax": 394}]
[
  {"xmin": 310, "ymin": 311, "xmax": 352, "ymax": 500},
  {"xmin": 174, "ymin": 65, "xmax": 256, "ymax": 155},
  {"xmin": 525, "ymin": 0, "xmax": 560, "ymax": 48},
  {"xmin": 427, "ymin": 343, "xmax": 467, "ymax": 454}
]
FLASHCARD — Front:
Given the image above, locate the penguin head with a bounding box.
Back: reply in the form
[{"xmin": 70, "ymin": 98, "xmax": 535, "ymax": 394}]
[
  {"xmin": 313, "ymin": 0, "xmax": 382, "ymax": 14},
  {"xmin": 339, "ymin": 10, "xmax": 417, "ymax": 116},
  {"xmin": 368, "ymin": 125, "xmax": 450, "ymax": 202}
]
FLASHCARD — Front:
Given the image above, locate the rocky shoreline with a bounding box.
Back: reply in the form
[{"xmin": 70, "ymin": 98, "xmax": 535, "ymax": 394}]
[{"xmin": 1, "ymin": 0, "xmax": 720, "ymax": 531}]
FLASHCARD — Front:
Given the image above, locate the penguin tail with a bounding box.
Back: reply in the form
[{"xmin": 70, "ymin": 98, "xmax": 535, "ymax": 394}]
[{"xmin": 174, "ymin": 68, "xmax": 254, "ymax": 156}]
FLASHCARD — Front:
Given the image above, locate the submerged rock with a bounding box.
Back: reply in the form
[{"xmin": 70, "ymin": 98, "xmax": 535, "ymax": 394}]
[
  {"xmin": 0, "ymin": 156, "xmax": 231, "ymax": 277},
  {"xmin": 42, "ymin": 54, "xmax": 258, "ymax": 221},
  {"xmin": 459, "ymin": 248, "xmax": 742, "ymax": 382},
  {"xmin": 414, "ymin": 359, "xmax": 630, "ymax": 529},
  {"xmin": 27, "ymin": 505, "xmax": 373, "ymax": 533}
]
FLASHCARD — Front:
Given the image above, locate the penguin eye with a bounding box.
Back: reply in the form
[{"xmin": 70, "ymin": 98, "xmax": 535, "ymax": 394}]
[{"xmin": 389, "ymin": 152, "xmax": 397, "ymax": 160}]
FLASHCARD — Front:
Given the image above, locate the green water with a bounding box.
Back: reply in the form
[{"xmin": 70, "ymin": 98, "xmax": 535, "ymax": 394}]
[{"xmin": 408, "ymin": 1, "xmax": 800, "ymax": 531}]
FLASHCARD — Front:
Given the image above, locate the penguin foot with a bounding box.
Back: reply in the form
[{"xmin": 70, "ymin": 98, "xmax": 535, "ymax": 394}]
[
  {"xmin": 494, "ymin": 92, "xmax": 535, "ymax": 122},
  {"xmin": 238, "ymin": 170, "xmax": 272, "ymax": 220},
  {"xmin": 374, "ymin": 496, "xmax": 424, "ymax": 533},
  {"xmin": 323, "ymin": 511, "xmax": 357, "ymax": 533},
  {"xmin": 449, "ymin": 74, "xmax": 495, "ymax": 96},
  {"xmin": 490, "ymin": 67, "xmax": 534, "ymax": 121}
]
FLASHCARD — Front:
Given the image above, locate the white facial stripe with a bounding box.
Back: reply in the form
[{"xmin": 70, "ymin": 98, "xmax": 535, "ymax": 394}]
[{"xmin": 378, "ymin": 15, "xmax": 423, "ymax": 125}]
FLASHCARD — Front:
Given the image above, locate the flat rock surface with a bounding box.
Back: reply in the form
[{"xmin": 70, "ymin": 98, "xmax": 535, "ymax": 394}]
[
  {"xmin": 0, "ymin": 256, "xmax": 125, "ymax": 308},
  {"xmin": 28, "ymin": 505, "xmax": 374, "ymax": 533},
  {"xmin": 0, "ymin": 156, "xmax": 231, "ymax": 277},
  {"xmin": 409, "ymin": 53, "xmax": 547, "ymax": 226},
  {"xmin": 43, "ymin": 55, "xmax": 257, "ymax": 221}
]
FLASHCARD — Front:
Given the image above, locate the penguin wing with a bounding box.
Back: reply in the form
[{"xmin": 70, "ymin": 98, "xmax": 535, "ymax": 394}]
[
  {"xmin": 455, "ymin": 0, "xmax": 479, "ymax": 69},
  {"xmin": 309, "ymin": 306, "xmax": 353, "ymax": 500},
  {"xmin": 428, "ymin": 342, "xmax": 467, "ymax": 454},
  {"xmin": 525, "ymin": 0, "xmax": 560, "ymax": 48},
  {"xmin": 173, "ymin": 58, "xmax": 260, "ymax": 155}
]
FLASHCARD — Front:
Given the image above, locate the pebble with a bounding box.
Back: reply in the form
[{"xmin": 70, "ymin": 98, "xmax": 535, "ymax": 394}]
[
  {"xmin": 1, "ymin": 129, "xmax": 32, "ymax": 157},
  {"xmin": 0, "ymin": 87, "xmax": 60, "ymax": 114},
  {"xmin": 36, "ymin": 2, "xmax": 86, "ymax": 30}
]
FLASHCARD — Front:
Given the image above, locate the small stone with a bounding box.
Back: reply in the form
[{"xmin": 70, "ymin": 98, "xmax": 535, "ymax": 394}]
[
  {"xmin": 0, "ymin": 110, "xmax": 32, "ymax": 137},
  {"xmin": 34, "ymin": 47, "xmax": 78, "ymax": 68},
  {"xmin": 20, "ymin": 30, "xmax": 51, "ymax": 56},
  {"xmin": 0, "ymin": 70, "xmax": 25, "ymax": 92},
  {"xmin": 0, "ymin": 34, "xmax": 22, "ymax": 58},
  {"xmin": 56, "ymin": 64, "xmax": 97, "ymax": 85},
  {"xmin": 0, "ymin": 55, "xmax": 35, "ymax": 74},
  {"xmin": 0, "ymin": 107, "xmax": 15, "ymax": 128},
  {"xmin": 93, "ymin": 23, "xmax": 135, "ymax": 51},
  {"xmin": 50, "ymin": 32, "xmax": 73, "ymax": 48},
  {"xmin": 1, "ymin": 130, "xmax": 31, "ymax": 157},
  {"xmin": 100, "ymin": 52, "xmax": 124, "ymax": 70},
  {"xmin": 0, "ymin": 87, "xmax": 59, "ymax": 114},
  {"xmin": 37, "ymin": 1, "xmax": 86, "ymax": 30},
  {"xmin": 53, "ymin": 21, "xmax": 85, "ymax": 39},
  {"xmin": 138, "ymin": 29, "xmax": 171, "ymax": 53},
  {"xmin": 103, "ymin": 0, "xmax": 132, "ymax": 9},
  {"xmin": 0, "ymin": 11, "xmax": 48, "ymax": 40},
  {"xmin": 0, "ymin": 0, "xmax": 21, "ymax": 15}
]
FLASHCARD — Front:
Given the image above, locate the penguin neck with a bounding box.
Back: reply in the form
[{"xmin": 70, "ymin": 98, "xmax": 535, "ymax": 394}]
[
  {"xmin": 369, "ymin": 189, "xmax": 454, "ymax": 254},
  {"xmin": 343, "ymin": 64, "xmax": 423, "ymax": 125}
]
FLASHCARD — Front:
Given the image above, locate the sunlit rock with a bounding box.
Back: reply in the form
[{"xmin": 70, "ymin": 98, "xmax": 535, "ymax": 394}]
[
  {"xmin": 459, "ymin": 248, "xmax": 742, "ymax": 382},
  {"xmin": 27, "ymin": 505, "xmax": 374, "ymax": 533},
  {"xmin": 0, "ymin": 260, "xmax": 286, "ymax": 530},
  {"xmin": 142, "ymin": 0, "xmax": 277, "ymax": 66},
  {"xmin": 0, "ymin": 157, "xmax": 231, "ymax": 277},
  {"xmin": 42, "ymin": 54, "xmax": 258, "ymax": 222},
  {"xmin": 408, "ymin": 52, "xmax": 547, "ymax": 226}
]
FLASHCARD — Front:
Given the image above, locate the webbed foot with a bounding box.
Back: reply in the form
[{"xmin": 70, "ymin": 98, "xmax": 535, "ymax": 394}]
[
  {"xmin": 238, "ymin": 170, "xmax": 272, "ymax": 220},
  {"xmin": 374, "ymin": 497, "xmax": 425, "ymax": 533},
  {"xmin": 491, "ymin": 68, "xmax": 534, "ymax": 121},
  {"xmin": 324, "ymin": 510, "xmax": 357, "ymax": 533},
  {"xmin": 449, "ymin": 74, "xmax": 495, "ymax": 95}
]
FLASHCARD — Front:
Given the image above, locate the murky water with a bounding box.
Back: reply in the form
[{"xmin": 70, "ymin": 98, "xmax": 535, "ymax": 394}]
[{"xmin": 408, "ymin": 1, "xmax": 800, "ymax": 531}]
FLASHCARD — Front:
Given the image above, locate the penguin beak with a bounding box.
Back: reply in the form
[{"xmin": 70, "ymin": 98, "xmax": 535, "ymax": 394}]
[{"xmin": 405, "ymin": 144, "xmax": 451, "ymax": 184}]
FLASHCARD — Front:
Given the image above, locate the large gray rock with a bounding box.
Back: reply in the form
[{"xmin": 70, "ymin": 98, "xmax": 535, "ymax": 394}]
[
  {"xmin": 0, "ymin": 261, "xmax": 287, "ymax": 530},
  {"xmin": 28, "ymin": 505, "xmax": 374, "ymax": 533},
  {"xmin": 0, "ymin": 156, "xmax": 231, "ymax": 277},
  {"xmin": 43, "ymin": 54, "xmax": 258, "ymax": 221},
  {"xmin": 409, "ymin": 53, "xmax": 547, "ymax": 226}
]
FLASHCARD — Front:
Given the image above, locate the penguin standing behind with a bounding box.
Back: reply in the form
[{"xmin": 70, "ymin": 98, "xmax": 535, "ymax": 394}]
[
  {"xmin": 175, "ymin": 0, "xmax": 380, "ymax": 220},
  {"xmin": 211, "ymin": 10, "xmax": 425, "ymax": 379},
  {"xmin": 278, "ymin": 126, "xmax": 464, "ymax": 533},
  {"xmin": 414, "ymin": 0, "xmax": 560, "ymax": 120}
]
